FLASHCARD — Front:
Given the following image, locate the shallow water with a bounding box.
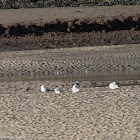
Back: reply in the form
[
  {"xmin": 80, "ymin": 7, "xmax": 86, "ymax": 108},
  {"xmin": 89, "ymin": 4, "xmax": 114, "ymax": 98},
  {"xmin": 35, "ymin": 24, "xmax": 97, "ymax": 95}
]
[{"xmin": 1, "ymin": 70, "xmax": 140, "ymax": 83}]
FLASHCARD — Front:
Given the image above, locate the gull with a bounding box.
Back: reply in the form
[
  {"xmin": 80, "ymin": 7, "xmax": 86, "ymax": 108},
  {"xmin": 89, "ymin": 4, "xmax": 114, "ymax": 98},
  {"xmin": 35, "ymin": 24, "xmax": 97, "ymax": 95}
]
[
  {"xmin": 109, "ymin": 82, "xmax": 119, "ymax": 89},
  {"xmin": 72, "ymin": 84, "xmax": 80, "ymax": 93},
  {"xmin": 41, "ymin": 85, "xmax": 51, "ymax": 92},
  {"xmin": 55, "ymin": 88, "xmax": 62, "ymax": 93}
]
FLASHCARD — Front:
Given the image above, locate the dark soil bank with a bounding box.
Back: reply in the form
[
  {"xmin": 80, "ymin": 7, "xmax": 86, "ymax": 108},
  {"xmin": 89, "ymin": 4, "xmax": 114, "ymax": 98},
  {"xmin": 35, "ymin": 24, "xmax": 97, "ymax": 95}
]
[
  {"xmin": 0, "ymin": 15, "xmax": 140, "ymax": 51},
  {"xmin": 0, "ymin": 30, "xmax": 140, "ymax": 52},
  {"xmin": 1, "ymin": 15, "xmax": 140, "ymax": 36}
]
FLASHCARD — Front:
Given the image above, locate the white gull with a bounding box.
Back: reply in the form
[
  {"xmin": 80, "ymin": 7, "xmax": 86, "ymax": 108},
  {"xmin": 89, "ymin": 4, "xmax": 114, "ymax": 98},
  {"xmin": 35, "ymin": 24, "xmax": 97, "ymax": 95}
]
[
  {"xmin": 109, "ymin": 82, "xmax": 119, "ymax": 89},
  {"xmin": 41, "ymin": 85, "xmax": 51, "ymax": 92},
  {"xmin": 72, "ymin": 84, "xmax": 80, "ymax": 93}
]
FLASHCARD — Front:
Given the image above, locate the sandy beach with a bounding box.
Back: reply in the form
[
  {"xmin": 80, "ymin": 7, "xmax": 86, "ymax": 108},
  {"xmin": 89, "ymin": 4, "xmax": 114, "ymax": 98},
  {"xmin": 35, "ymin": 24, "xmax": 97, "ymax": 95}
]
[
  {"xmin": 0, "ymin": 44, "xmax": 140, "ymax": 139},
  {"xmin": 0, "ymin": 80, "xmax": 139, "ymax": 139}
]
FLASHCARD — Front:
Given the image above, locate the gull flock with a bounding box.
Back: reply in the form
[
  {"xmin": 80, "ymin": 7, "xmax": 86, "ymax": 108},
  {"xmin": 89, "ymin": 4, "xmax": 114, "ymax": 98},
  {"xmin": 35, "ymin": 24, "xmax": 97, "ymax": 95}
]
[{"xmin": 41, "ymin": 82, "xmax": 119, "ymax": 93}]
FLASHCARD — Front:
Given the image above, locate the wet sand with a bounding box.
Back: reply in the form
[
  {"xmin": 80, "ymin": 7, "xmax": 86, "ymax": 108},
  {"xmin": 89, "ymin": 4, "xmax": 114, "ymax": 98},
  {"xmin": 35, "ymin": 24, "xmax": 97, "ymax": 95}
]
[
  {"xmin": 0, "ymin": 80, "xmax": 139, "ymax": 139},
  {"xmin": 0, "ymin": 44, "xmax": 140, "ymax": 82}
]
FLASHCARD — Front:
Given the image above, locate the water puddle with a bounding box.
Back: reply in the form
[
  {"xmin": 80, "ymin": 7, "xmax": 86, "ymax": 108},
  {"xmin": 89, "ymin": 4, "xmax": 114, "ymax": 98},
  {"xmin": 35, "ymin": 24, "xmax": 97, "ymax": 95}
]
[{"xmin": 0, "ymin": 70, "xmax": 140, "ymax": 82}]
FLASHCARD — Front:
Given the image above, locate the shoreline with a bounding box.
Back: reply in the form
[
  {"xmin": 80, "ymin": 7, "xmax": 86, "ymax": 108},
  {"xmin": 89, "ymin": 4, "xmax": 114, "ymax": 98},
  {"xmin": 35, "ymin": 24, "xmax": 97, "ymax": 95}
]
[{"xmin": 0, "ymin": 44, "xmax": 140, "ymax": 83}]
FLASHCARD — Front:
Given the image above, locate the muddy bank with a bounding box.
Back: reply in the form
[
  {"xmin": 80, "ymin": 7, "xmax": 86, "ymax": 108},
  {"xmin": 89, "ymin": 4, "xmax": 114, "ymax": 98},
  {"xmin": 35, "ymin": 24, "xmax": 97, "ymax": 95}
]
[
  {"xmin": 0, "ymin": 6, "xmax": 140, "ymax": 51},
  {"xmin": 0, "ymin": 30, "xmax": 140, "ymax": 52},
  {"xmin": 0, "ymin": 15, "xmax": 140, "ymax": 37},
  {"xmin": 0, "ymin": 15, "xmax": 139, "ymax": 51}
]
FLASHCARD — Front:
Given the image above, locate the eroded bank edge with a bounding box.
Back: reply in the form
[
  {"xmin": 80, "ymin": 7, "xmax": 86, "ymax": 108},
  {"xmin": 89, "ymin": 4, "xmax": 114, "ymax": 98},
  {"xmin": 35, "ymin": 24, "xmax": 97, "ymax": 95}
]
[{"xmin": 0, "ymin": 15, "xmax": 140, "ymax": 37}]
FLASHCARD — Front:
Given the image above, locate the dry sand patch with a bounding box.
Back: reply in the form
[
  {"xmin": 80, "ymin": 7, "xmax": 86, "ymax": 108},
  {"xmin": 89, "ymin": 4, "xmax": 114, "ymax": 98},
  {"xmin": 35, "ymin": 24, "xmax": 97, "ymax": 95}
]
[{"xmin": 0, "ymin": 80, "xmax": 139, "ymax": 139}]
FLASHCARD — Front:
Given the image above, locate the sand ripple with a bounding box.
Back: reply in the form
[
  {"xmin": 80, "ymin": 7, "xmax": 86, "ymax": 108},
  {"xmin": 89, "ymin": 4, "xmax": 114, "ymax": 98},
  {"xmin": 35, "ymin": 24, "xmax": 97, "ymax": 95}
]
[
  {"xmin": 0, "ymin": 44, "xmax": 140, "ymax": 82},
  {"xmin": 0, "ymin": 80, "xmax": 139, "ymax": 139}
]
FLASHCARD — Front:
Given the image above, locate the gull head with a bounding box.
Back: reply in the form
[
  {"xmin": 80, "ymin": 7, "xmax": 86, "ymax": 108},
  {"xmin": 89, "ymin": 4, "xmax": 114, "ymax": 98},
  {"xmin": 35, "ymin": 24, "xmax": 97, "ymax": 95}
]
[{"xmin": 55, "ymin": 88, "xmax": 62, "ymax": 93}]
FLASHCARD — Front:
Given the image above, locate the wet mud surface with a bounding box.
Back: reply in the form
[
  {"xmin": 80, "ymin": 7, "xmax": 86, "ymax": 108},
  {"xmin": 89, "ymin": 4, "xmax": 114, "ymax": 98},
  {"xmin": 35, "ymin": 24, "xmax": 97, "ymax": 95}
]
[{"xmin": 0, "ymin": 15, "xmax": 140, "ymax": 51}]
